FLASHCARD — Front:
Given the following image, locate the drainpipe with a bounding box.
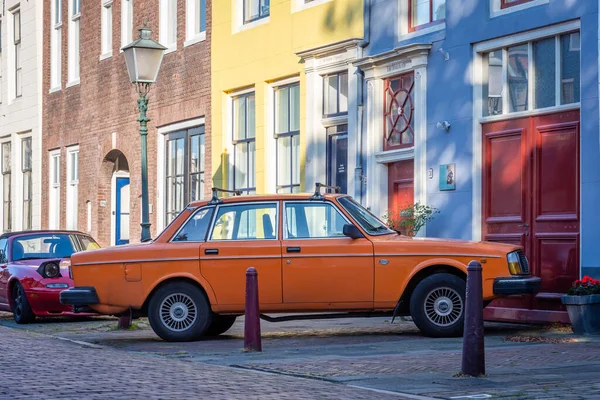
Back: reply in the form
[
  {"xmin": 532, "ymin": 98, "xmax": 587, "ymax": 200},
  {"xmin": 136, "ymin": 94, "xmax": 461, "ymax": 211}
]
[{"xmin": 355, "ymin": 0, "xmax": 371, "ymax": 204}]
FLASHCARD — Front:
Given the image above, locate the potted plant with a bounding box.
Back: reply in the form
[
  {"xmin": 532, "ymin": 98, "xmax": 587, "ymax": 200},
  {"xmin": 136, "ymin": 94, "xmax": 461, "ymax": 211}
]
[
  {"xmin": 383, "ymin": 203, "xmax": 439, "ymax": 237},
  {"xmin": 561, "ymin": 276, "xmax": 600, "ymax": 335}
]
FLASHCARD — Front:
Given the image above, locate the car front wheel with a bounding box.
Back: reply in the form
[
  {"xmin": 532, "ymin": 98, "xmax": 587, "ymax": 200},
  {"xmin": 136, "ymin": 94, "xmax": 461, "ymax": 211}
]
[
  {"xmin": 148, "ymin": 282, "xmax": 212, "ymax": 342},
  {"xmin": 205, "ymin": 314, "xmax": 237, "ymax": 336},
  {"xmin": 12, "ymin": 282, "xmax": 36, "ymax": 324},
  {"xmin": 409, "ymin": 273, "xmax": 465, "ymax": 338}
]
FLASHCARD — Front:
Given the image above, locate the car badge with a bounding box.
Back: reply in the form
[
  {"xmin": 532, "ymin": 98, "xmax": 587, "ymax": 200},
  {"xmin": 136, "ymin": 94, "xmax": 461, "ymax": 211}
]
[{"xmin": 379, "ymin": 259, "xmax": 389, "ymax": 265}]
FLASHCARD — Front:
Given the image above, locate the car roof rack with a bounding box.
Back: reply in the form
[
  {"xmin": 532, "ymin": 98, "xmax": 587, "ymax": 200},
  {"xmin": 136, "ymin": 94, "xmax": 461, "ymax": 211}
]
[
  {"xmin": 208, "ymin": 187, "xmax": 243, "ymax": 205},
  {"xmin": 309, "ymin": 182, "xmax": 340, "ymax": 201}
]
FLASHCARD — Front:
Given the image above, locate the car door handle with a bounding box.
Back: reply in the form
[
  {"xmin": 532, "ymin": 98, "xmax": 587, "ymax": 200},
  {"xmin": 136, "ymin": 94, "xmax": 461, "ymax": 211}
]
[
  {"xmin": 204, "ymin": 249, "xmax": 219, "ymax": 255},
  {"xmin": 286, "ymin": 247, "xmax": 301, "ymax": 253}
]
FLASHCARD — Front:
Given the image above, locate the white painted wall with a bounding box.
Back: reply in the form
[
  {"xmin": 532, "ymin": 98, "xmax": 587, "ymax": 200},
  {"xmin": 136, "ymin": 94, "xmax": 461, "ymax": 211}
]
[{"xmin": 0, "ymin": 0, "xmax": 43, "ymax": 232}]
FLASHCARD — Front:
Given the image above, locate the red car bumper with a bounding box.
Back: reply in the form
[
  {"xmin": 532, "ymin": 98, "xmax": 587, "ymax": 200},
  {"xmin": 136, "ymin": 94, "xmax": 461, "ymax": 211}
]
[{"xmin": 25, "ymin": 287, "xmax": 96, "ymax": 317}]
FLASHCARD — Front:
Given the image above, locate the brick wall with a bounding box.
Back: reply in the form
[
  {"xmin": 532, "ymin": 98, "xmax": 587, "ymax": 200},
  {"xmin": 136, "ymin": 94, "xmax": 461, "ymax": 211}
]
[{"xmin": 42, "ymin": 0, "xmax": 211, "ymax": 247}]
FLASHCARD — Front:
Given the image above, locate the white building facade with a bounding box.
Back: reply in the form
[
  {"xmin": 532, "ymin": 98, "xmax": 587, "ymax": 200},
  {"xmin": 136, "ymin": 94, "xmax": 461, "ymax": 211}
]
[{"xmin": 0, "ymin": 0, "xmax": 43, "ymax": 233}]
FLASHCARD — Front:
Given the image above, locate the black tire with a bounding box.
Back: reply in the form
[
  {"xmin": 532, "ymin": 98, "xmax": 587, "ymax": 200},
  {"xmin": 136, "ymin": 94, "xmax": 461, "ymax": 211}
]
[
  {"xmin": 147, "ymin": 281, "xmax": 212, "ymax": 342},
  {"xmin": 409, "ymin": 273, "xmax": 465, "ymax": 338},
  {"xmin": 205, "ymin": 314, "xmax": 237, "ymax": 336},
  {"xmin": 12, "ymin": 282, "xmax": 36, "ymax": 324}
]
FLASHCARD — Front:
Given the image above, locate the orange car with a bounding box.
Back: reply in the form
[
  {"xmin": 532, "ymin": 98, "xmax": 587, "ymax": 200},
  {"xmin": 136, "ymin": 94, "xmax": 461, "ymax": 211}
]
[{"xmin": 61, "ymin": 186, "xmax": 540, "ymax": 341}]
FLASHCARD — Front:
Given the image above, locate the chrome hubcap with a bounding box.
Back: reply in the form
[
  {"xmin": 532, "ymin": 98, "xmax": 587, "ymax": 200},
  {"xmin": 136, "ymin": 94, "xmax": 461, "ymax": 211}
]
[
  {"xmin": 424, "ymin": 287, "xmax": 463, "ymax": 327},
  {"xmin": 160, "ymin": 293, "xmax": 197, "ymax": 332}
]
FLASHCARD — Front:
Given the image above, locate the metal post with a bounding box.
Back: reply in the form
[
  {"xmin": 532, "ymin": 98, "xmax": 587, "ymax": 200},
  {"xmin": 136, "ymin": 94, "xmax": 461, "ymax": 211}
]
[
  {"xmin": 137, "ymin": 91, "xmax": 151, "ymax": 243},
  {"xmin": 244, "ymin": 267, "xmax": 262, "ymax": 351},
  {"xmin": 461, "ymin": 260, "xmax": 485, "ymax": 376}
]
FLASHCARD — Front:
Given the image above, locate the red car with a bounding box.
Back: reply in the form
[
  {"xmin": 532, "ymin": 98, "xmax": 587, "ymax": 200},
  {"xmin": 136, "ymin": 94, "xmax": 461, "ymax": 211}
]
[{"xmin": 0, "ymin": 230, "xmax": 100, "ymax": 323}]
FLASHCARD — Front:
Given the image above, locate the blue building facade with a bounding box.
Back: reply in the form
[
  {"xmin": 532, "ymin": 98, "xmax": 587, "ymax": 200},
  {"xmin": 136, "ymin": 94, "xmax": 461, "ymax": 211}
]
[{"xmin": 353, "ymin": 0, "xmax": 599, "ymax": 322}]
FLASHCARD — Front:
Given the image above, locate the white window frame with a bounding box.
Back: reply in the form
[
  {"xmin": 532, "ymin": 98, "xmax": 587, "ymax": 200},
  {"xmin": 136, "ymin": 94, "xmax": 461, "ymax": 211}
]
[
  {"xmin": 291, "ymin": 0, "xmax": 332, "ymax": 13},
  {"xmin": 101, "ymin": 0, "xmax": 113, "ymax": 60},
  {"xmin": 66, "ymin": 146, "xmax": 79, "ymax": 230},
  {"xmin": 1, "ymin": 138, "xmax": 12, "ymax": 233},
  {"xmin": 68, "ymin": 0, "xmax": 81, "ymax": 86},
  {"xmin": 185, "ymin": 0, "xmax": 206, "ymax": 46},
  {"xmin": 0, "ymin": 16, "xmax": 3, "ymax": 104},
  {"xmin": 20, "ymin": 135, "xmax": 33, "ymax": 231},
  {"xmin": 471, "ymin": 20, "xmax": 581, "ymax": 241},
  {"xmin": 397, "ymin": 0, "xmax": 446, "ymax": 41},
  {"xmin": 86, "ymin": 200, "xmax": 92, "ymax": 232},
  {"xmin": 51, "ymin": 0, "xmax": 62, "ymax": 91},
  {"xmin": 490, "ymin": 0, "xmax": 549, "ymax": 19},
  {"xmin": 13, "ymin": 8, "xmax": 22, "ymax": 99},
  {"xmin": 233, "ymin": 0, "xmax": 270, "ymax": 33},
  {"xmin": 160, "ymin": 0, "xmax": 178, "ymax": 54},
  {"xmin": 121, "ymin": 0, "xmax": 133, "ymax": 50},
  {"xmin": 48, "ymin": 149, "xmax": 61, "ymax": 229},
  {"xmin": 229, "ymin": 89, "xmax": 257, "ymax": 194}
]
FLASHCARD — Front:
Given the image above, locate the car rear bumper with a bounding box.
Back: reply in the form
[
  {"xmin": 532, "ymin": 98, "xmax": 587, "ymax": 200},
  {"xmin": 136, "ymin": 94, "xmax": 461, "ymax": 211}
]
[
  {"xmin": 60, "ymin": 286, "xmax": 100, "ymax": 306},
  {"xmin": 493, "ymin": 276, "xmax": 542, "ymax": 296},
  {"xmin": 25, "ymin": 288, "xmax": 96, "ymax": 316}
]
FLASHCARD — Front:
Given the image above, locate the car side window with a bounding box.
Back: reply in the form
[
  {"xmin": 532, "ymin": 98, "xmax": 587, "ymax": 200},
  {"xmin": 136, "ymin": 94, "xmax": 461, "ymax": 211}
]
[
  {"xmin": 78, "ymin": 235, "xmax": 101, "ymax": 251},
  {"xmin": 173, "ymin": 207, "xmax": 215, "ymax": 242},
  {"xmin": 0, "ymin": 238, "xmax": 7, "ymax": 263},
  {"xmin": 285, "ymin": 202, "xmax": 348, "ymax": 239},
  {"xmin": 209, "ymin": 203, "xmax": 277, "ymax": 241}
]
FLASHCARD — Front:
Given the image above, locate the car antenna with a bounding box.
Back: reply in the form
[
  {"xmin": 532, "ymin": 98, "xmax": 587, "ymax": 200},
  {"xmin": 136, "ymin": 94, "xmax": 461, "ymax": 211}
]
[
  {"xmin": 208, "ymin": 187, "xmax": 243, "ymax": 205},
  {"xmin": 309, "ymin": 182, "xmax": 340, "ymax": 201}
]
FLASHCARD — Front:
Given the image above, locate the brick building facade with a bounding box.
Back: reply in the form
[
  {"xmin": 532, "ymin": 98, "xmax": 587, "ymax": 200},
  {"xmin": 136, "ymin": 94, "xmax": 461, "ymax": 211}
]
[{"xmin": 42, "ymin": 0, "xmax": 211, "ymax": 246}]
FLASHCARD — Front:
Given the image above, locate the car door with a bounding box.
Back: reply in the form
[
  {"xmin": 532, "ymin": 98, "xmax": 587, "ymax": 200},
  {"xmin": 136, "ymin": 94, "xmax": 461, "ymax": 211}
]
[
  {"xmin": 200, "ymin": 201, "xmax": 282, "ymax": 310},
  {"xmin": 0, "ymin": 238, "xmax": 9, "ymax": 308},
  {"xmin": 281, "ymin": 200, "xmax": 374, "ymax": 308}
]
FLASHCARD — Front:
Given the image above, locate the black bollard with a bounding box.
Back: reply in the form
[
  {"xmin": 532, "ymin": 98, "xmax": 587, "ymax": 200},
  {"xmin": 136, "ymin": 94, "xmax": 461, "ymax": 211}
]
[
  {"xmin": 461, "ymin": 260, "xmax": 485, "ymax": 376},
  {"xmin": 244, "ymin": 267, "xmax": 262, "ymax": 352}
]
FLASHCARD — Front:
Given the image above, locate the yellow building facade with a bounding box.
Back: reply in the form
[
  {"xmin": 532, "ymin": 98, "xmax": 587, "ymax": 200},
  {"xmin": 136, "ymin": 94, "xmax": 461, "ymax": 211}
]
[{"xmin": 211, "ymin": 0, "xmax": 364, "ymax": 194}]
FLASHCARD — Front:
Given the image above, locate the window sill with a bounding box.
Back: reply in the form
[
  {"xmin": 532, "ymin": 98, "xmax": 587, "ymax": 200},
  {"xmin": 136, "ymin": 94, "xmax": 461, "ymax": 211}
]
[
  {"xmin": 99, "ymin": 52, "xmax": 113, "ymax": 61},
  {"xmin": 375, "ymin": 147, "xmax": 415, "ymax": 164},
  {"xmin": 321, "ymin": 115, "xmax": 348, "ymax": 127},
  {"xmin": 49, "ymin": 86, "xmax": 62, "ymax": 94},
  {"xmin": 184, "ymin": 32, "xmax": 206, "ymax": 47},
  {"xmin": 236, "ymin": 17, "xmax": 270, "ymax": 33},
  {"xmin": 292, "ymin": 0, "xmax": 332, "ymax": 13},
  {"xmin": 491, "ymin": 0, "xmax": 549, "ymax": 18},
  {"xmin": 479, "ymin": 103, "xmax": 580, "ymax": 124},
  {"xmin": 164, "ymin": 44, "xmax": 177, "ymax": 55},
  {"xmin": 66, "ymin": 79, "xmax": 80, "ymax": 88},
  {"xmin": 399, "ymin": 22, "xmax": 445, "ymax": 42}
]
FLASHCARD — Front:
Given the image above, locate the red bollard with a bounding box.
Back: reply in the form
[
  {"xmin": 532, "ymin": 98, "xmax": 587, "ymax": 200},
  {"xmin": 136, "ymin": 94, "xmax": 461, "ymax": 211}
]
[
  {"xmin": 461, "ymin": 260, "xmax": 485, "ymax": 376},
  {"xmin": 244, "ymin": 267, "xmax": 262, "ymax": 352}
]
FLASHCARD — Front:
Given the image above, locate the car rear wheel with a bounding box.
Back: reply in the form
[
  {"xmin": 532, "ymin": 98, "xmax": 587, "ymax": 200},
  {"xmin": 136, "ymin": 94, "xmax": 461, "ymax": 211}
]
[
  {"xmin": 148, "ymin": 282, "xmax": 212, "ymax": 342},
  {"xmin": 409, "ymin": 273, "xmax": 465, "ymax": 338},
  {"xmin": 205, "ymin": 314, "xmax": 237, "ymax": 336},
  {"xmin": 12, "ymin": 282, "xmax": 36, "ymax": 324}
]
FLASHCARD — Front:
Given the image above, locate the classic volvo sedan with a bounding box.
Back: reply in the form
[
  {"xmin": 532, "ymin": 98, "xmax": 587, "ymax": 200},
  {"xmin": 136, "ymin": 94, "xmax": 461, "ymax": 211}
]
[{"xmin": 61, "ymin": 187, "xmax": 541, "ymax": 341}]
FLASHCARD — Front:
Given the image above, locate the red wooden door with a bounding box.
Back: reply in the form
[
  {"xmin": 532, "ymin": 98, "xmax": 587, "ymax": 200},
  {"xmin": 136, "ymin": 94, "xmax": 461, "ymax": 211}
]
[
  {"xmin": 388, "ymin": 160, "xmax": 414, "ymax": 232},
  {"xmin": 482, "ymin": 110, "xmax": 580, "ymax": 323}
]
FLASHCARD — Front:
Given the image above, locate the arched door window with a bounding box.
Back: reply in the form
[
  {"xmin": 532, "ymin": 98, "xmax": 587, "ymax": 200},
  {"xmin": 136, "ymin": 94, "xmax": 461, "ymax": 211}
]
[{"xmin": 384, "ymin": 72, "xmax": 415, "ymax": 151}]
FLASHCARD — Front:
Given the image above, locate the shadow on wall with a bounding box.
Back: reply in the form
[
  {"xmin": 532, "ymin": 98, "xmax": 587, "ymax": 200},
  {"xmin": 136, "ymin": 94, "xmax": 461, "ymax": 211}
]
[
  {"xmin": 322, "ymin": 0, "xmax": 362, "ymax": 33},
  {"xmin": 212, "ymin": 150, "xmax": 229, "ymax": 190}
]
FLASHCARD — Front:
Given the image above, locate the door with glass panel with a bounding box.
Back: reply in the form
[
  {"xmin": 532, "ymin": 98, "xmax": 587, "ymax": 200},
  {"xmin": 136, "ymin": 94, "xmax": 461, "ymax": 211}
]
[
  {"xmin": 326, "ymin": 125, "xmax": 348, "ymax": 194},
  {"xmin": 115, "ymin": 177, "xmax": 130, "ymax": 245}
]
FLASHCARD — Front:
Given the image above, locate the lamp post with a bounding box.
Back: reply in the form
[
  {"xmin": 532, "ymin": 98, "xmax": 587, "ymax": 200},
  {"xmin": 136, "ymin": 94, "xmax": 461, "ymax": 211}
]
[{"xmin": 122, "ymin": 26, "xmax": 166, "ymax": 242}]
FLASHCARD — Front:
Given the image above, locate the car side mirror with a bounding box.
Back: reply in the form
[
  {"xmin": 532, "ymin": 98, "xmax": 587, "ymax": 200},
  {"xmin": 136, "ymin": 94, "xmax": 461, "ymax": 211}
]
[{"xmin": 343, "ymin": 224, "xmax": 364, "ymax": 239}]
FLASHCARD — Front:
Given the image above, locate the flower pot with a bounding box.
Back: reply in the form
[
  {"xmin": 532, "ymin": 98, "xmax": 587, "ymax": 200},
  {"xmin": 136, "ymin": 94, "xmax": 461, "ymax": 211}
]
[{"xmin": 561, "ymin": 294, "xmax": 600, "ymax": 335}]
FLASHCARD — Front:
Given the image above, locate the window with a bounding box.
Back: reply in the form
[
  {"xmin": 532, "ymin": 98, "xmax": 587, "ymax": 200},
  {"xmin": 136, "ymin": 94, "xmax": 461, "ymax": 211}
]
[
  {"xmin": 482, "ymin": 31, "xmax": 580, "ymax": 117},
  {"xmin": 165, "ymin": 126, "xmax": 206, "ymax": 223},
  {"xmin": 0, "ymin": 238, "xmax": 7, "ymax": 263},
  {"xmin": 338, "ymin": 196, "xmax": 394, "ymax": 236},
  {"xmin": 232, "ymin": 93, "xmax": 256, "ymax": 194},
  {"xmin": 2, "ymin": 142, "xmax": 11, "ymax": 232},
  {"xmin": 501, "ymin": 0, "xmax": 533, "ymax": 9},
  {"xmin": 244, "ymin": 0, "xmax": 269, "ymax": 24},
  {"xmin": 21, "ymin": 137, "xmax": 32, "ymax": 230},
  {"xmin": 49, "ymin": 151, "xmax": 61, "ymax": 229},
  {"xmin": 172, "ymin": 207, "xmax": 214, "ymax": 242},
  {"xmin": 121, "ymin": 0, "xmax": 133, "ymax": 48},
  {"xmin": 384, "ymin": 72, "xmax": 415, "ymax": 150},
  {"xmin": 209, "ymin": 203, "xmax": 277, "ymax": 241},
  {"xmin": 326, "ymin": 125, "xmax": 348, "ymax": 194},
  {"xmin": 51, "ymin": 0, "xmax": 62, "ymax": 89},
  {"xmin": 275, "ymin": 83, "xmax": 300, "ymax": 193},
  {"xmin": 160, "ymin": 0, "xmax": 177, "ymax": 50},
  {"xmin": 186, "ymin": 0, "xmax": 206, "ymax": 43},
  {"xmin": 78, "ymin": 234, "xmax": 100, "ymax": 250},
  {"xmin": 101, "ymin": 0, "xmax": 113, "ymax": 57},
  {"xmin": 0, "ymin": 17, "xmax": 3, "ymax": 103},
  {"xmin": 409, "ymin": 0, "xmax": 445, "ymax": 31},
  {"xmin": 284, "ymin": 202, "xmax": 348, "ymax": 239},
  {"xmin": 323, "ymin": 72, "xmax": 348, "ymax": 117},
  {"xmin": 69, "ymin": 0, "xmax": 81, "ymax": 82},
  {"xmin": 66, "ymin": 147, "xmax": 79, "ymax": 230},
  {"xmin": 14, "ymin": 9, "xmax": 22, "ymax": 98}
]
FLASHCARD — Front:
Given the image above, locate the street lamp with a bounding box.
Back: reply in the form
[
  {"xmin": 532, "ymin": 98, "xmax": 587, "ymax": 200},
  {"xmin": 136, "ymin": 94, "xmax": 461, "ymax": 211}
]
[{"xmin": 122, "ymin": 25, "xmax": 166, "ymax": 242}]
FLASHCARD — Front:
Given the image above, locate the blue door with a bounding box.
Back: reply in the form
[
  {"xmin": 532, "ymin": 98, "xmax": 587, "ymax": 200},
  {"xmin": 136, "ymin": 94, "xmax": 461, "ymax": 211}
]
[{"xmin": 115, "ymin": 177, "xmax": 130, "ymax": 245}]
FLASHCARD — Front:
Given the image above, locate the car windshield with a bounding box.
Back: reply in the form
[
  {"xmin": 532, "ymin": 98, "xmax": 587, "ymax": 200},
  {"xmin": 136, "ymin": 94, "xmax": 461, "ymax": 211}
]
[
  {"xmin": 12, "ymin": 234, "xmax": 82, "ymax": 261},
  {"xmin": 338, "ymin": 196, "xmax": 395, "ymax": 236}
]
